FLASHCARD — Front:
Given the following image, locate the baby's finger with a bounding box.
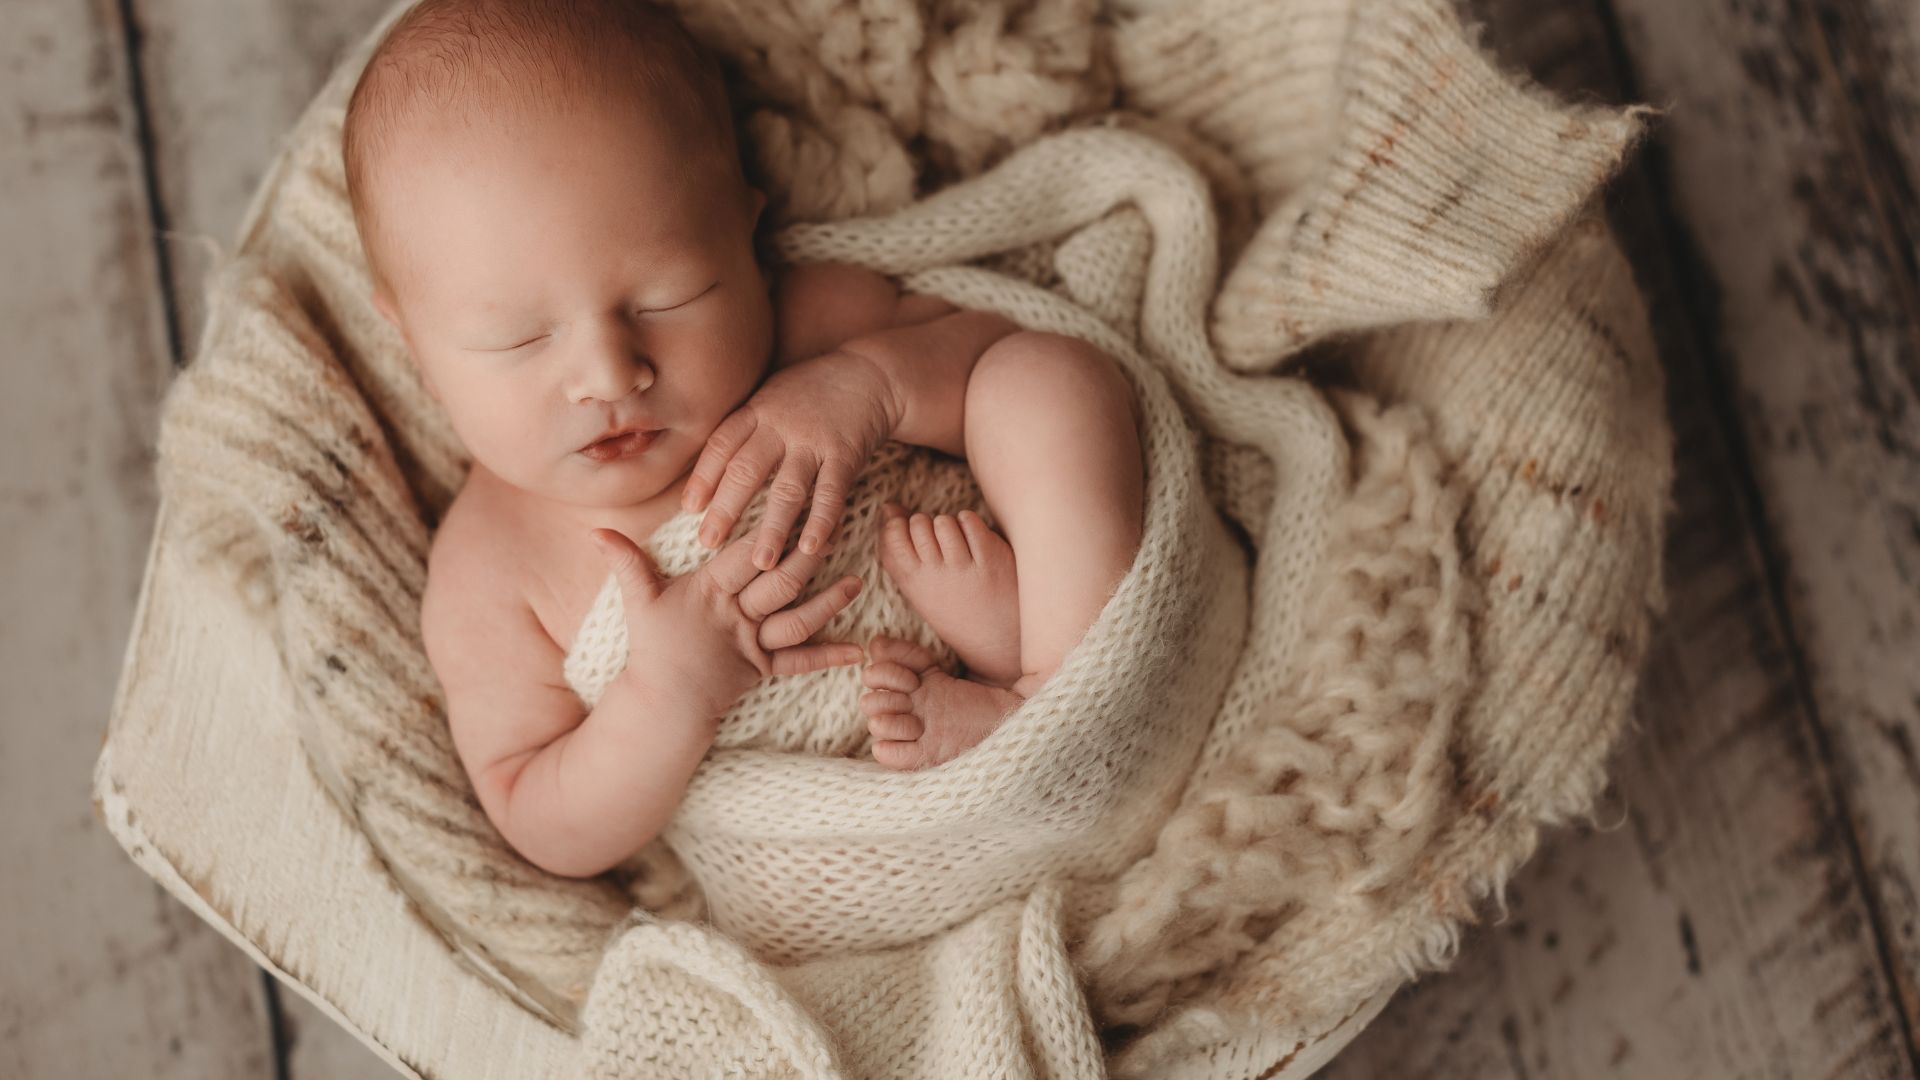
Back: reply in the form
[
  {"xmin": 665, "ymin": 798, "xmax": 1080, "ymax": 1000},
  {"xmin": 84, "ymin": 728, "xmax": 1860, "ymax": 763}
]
[
  {"xmin": 737, "ymin": 542, "xmax": 829, "ymax": 619},
  {"xmin": 768, "ymin": 641, "xmax": 865, "ymax": 677},
  {"xmin": 752, "ymin": 453, "xmax": 817, "ymax": 571},
  {"xmin": 797, "ymin": 458, "xmax": 857, "ymax": 557},
  {"xmin": 683, "ymin": 410, "xmax": 757, "ymax": 514},
  {"xmin": 758, "ymin": 576, "xmax": 862, "ymax": 650},
  {"xmin": 700, "ymin": 435, "xmax": 781, "ymax": 548},
  {"xmin": 702, "ymin": 531, "xmax": 771, "ymax": 596},
  {"xmin": 589, "ymin": 528, "xmax": 665, "ymax": 606}
]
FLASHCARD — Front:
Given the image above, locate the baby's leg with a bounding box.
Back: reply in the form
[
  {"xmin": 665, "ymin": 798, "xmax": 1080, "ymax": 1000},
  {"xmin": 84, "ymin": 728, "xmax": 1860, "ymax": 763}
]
[
  {"xmin": 964, "ymin": 331, "xmax": 1145, "ymax": 691},
  {"xmin": 864, "ymin": 331, "xmax": 1145, "ymax": 770}
]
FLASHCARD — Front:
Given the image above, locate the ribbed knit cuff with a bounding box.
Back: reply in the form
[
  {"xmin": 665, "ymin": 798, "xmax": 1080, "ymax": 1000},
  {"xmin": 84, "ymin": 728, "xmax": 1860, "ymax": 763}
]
[{"xmin": 1121, "ymin": 0, "xmax": 1647, "ymax": 370}]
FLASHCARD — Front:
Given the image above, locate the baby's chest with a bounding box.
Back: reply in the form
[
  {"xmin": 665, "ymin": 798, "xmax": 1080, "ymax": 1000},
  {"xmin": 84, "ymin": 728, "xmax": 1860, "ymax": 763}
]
[{"xmin": 511, "ymin": 538, "xmax": 628, "ymax": 661}]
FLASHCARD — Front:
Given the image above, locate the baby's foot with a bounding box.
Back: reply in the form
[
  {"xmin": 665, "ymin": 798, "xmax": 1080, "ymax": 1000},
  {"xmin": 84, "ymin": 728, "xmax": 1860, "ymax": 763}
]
[
  {"xmin": 876, "ymin": 502, "xmax": 1022, "ymax": 688},
  {"xmin": 860, "ymin": 635, "xmax": 1026, "ymax": 771}
]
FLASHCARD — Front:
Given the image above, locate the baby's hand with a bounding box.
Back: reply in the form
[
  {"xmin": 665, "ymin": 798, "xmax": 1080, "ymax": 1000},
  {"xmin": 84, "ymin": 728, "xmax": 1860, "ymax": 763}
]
[
  {"xmin": 681, "ymin": 351, "xmax": 902, "ymax": 570},
  {"xmin": 590, "ymin": 526, "xmax": 865, "ymax": 722}
]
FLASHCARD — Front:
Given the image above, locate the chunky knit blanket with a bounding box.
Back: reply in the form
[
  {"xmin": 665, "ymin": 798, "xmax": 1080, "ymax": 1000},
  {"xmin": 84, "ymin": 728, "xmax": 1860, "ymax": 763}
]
[{"xmin": 153, "ymin": 0, "xmax": 1671, "ymax": 1075}]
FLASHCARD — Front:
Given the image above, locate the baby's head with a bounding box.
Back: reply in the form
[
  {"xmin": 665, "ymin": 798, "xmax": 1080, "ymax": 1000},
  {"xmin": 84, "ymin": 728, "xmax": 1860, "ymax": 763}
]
[{"xmin": 346, "ymin": 0, "xmax": 772, "ymax": 510}]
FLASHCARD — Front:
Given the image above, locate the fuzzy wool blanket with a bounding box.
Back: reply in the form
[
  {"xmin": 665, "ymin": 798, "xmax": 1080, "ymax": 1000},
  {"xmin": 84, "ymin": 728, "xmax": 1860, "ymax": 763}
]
[{"xmin": 153, "ymin": 0, "xmax": 1672, "ymax": 1075}]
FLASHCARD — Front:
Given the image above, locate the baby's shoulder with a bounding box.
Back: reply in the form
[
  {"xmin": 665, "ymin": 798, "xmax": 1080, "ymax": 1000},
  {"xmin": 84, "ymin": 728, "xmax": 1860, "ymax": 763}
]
[{"xmin": 421, "ymin": 474, "xmax": 548, "ymax": 659}]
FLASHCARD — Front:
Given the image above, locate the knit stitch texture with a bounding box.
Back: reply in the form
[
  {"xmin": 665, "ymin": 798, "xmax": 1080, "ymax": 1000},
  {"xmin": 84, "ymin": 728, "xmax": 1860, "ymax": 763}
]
[{"xmin": 151, "ymin": 0, "xmax": 1669, "ymax": 1075}]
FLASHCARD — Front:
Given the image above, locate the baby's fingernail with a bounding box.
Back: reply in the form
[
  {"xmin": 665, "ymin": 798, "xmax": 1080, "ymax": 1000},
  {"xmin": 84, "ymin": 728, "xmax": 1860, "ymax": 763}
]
[
  {"xmin": 755, "ymin": 548, "xmax": 774, "ymax": 569},
  {"xmin": 801, "ymin": 536, "xmax": 818, "ymax": 554}
]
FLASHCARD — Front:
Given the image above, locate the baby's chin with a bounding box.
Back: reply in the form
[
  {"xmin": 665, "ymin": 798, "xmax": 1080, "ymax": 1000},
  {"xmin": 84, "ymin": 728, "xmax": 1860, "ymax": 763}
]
[
  {"xmin": 551, "ymin": 464, "xmax": 683, "ymax": 509},
  {"xmin": 574, "ymin": 446, "xmax": 703, "ymax": 508}
]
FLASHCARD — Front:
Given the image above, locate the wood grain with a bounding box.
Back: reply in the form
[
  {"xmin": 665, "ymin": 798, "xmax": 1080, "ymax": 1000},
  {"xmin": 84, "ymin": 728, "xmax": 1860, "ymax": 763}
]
[
  {"xmin": 131, "ymin": 0, "xmax": 395, "ymax": 353},
  {"xmin": 1607, "ymin": 0, "xmax": 1920, "ymax": 1055},
  {"xmin": 0, "ymin": 0, "xmax": 272, "ymax": 1075},
  {"xmin": 1325, "ymin": 1, "xmax": 1919, "ymax": 1076},
  {"xmin": 116, "ymin": 1, "xmax": 403, "ymax": 1074}
]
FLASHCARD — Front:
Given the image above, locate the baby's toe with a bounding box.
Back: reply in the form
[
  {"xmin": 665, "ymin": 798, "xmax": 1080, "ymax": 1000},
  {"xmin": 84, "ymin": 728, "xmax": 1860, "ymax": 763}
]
[
  {"xmin": 908, "ymin": 513, "xmax": 940, "ymax": 562},
  {"xmin": 860, "ymin": 689, "xmax": 914, "ymax": 716},
  {"xmin": 862, "ymin": 660, "xmax": 920, "ymax": 693},
  {"xmin": 932, "ymin": 514, "xmax": 969, "ymax": 563},
  {"xmin": 957, "ymin": 510, "xmax": 993, "ymax": 550},
  {"xmin": 872, "ymin": 738, "xmax": 927, "ymax": 771},
  {"xmin": 869, "ymin": 634, "xmax": 940, "ymax": 672},
  {"xmin": 867, "ymin": 712, "xmax": 923, "ymax": 742},
  {"xmin": 878, "ymin": 512, "xmax": 919, "ymax": 575},
  {"xmin": 957, "ymin": 510, "xmax": 1012, "ymax": 563}
]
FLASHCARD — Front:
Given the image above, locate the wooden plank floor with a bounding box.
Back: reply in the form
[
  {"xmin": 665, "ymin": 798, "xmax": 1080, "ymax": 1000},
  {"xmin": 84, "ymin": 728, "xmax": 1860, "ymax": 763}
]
[
  {"xmin": 0, "ymin": 1, "xmax": 276, "ymax": 1076},
  {"xmin": 2, "ymin": 0, "xmax": 1914, "ymax": 1076}
]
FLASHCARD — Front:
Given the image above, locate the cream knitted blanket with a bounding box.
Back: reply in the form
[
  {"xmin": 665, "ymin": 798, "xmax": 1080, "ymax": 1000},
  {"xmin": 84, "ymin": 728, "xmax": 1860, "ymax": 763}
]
[{"xmin": 153, "ymin": 0, "xmax": 1670, "ymax": 1076}]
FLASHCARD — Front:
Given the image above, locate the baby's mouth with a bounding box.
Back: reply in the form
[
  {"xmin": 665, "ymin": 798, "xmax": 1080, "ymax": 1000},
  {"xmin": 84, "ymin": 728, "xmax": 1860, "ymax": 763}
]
[{"xmin": 579, "ymin": 428, "xmax": 662, "ymax": 462}]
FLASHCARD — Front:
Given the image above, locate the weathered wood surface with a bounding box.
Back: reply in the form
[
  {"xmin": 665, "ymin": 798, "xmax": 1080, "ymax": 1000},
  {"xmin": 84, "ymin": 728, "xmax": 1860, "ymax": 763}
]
[
  {"xmin": 1607, "ymin": 0, "xmax": 1920, "ymax": 1051},
  {"xmin": 0, "ymin": 0, "xmax": 274, "ymax": 1076},
  {"xmin": 1326, "ymin": 0, "xmax": 1920, "ymax": 1076},
  {"xmin": 131, "ymin": 0, "xmax": 396, "ymax": 354}
]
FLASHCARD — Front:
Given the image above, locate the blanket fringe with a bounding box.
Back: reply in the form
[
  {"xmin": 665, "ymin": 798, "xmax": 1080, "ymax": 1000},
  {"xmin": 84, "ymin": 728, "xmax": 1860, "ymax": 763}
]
[{"xmin": 1080, "ymin": 391, "xmax": 1476, "ymax": 1035}]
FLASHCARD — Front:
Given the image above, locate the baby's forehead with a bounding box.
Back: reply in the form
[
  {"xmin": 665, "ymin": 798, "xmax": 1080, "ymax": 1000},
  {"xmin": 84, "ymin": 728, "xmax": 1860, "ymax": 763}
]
[
  {"xmin": 361, "ymin": 1, "xmax": 727, "ymax": 134},
  {"xmin": 369, "ymin": 63, "xmax": 733, "ymax": 210},
  {"xmin": 346, "ymin": 0, "xmax": 742, "ymax": 284}
]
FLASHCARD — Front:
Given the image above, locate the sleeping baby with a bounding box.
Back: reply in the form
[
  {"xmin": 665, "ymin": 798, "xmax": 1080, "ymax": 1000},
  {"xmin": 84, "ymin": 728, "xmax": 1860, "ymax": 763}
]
[{"xmin": 344, "ymin": 0, "xmax": 1145, "ymax": 878}]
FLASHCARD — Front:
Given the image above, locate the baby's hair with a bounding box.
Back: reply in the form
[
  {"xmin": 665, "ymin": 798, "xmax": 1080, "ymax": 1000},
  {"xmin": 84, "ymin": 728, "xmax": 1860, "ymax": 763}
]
[{"xmin": 344, "ymin": 0, "xmax": 744, "ymax": 299}]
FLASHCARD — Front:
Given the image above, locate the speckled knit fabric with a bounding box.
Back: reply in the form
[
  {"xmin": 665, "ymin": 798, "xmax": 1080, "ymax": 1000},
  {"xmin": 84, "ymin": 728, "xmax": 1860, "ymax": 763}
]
[{"xmin": 152, "ymin": 0, "xmax": 1669, "ymax": 1075}]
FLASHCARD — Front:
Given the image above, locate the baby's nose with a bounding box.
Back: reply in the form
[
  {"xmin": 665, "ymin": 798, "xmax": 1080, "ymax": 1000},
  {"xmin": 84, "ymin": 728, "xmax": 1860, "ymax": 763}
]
[{"xmin": 570, "ymin": 351, "xmax": 655, "ymax": 404}]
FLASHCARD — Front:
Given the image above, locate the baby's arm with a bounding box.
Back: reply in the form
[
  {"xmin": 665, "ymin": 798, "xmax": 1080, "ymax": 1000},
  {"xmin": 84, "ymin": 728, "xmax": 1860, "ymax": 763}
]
[
  {"xmin": 683, "ymin": 265, "xmax": 1026, "ymax": 560},
  {"xmin": 422, "ymin": 542, "xmax": 717, "ymax": 879},
  {"xmin": 837, "ymin": 299, "xmax": 1024, "ymax": 459},
  {"xmin": 779, "ymin": 261, "xmax": 1025, "ymax": 458}
]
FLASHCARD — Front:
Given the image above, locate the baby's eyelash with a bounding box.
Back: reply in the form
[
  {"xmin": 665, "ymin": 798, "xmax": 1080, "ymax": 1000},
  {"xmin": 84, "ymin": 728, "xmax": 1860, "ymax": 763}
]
[
  {"xmin": 638, "ymin": 281, "xmax": 718, "ymax": 314},
  {"xmin": 480, "ymin": 283, "xmax": 717, "ymax": 350}
]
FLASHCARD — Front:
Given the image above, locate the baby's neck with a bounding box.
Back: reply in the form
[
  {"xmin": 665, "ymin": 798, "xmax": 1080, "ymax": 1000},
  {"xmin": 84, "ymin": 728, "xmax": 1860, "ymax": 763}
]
[{"xmin": 474, "ymin": 463, "xmax": 694, "ymax": 549}]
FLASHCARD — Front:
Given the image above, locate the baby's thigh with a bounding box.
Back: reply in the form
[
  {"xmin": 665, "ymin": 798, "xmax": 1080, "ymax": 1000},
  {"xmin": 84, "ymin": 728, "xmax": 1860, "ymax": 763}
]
[{"xmin": 964, "ymin": 331, "xmax": 1144, "ymax": 536}]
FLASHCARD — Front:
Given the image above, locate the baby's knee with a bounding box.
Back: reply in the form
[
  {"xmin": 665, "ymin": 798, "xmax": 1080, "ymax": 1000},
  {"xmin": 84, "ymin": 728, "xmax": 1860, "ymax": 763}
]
[{"xmin": 971, "ymin": 331, "xmax": 1138, "ymax": 429}]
